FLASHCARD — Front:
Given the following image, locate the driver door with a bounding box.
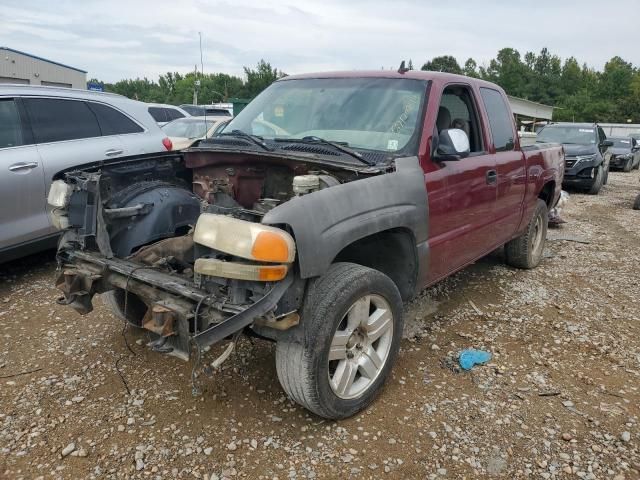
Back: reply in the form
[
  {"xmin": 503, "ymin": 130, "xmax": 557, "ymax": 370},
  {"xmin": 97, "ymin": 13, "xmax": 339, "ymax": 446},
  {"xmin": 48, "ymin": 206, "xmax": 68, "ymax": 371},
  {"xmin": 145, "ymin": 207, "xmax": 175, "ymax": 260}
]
[{"xmin": 424, "ymin": 84, "xmax": 497, "ymax": 283}]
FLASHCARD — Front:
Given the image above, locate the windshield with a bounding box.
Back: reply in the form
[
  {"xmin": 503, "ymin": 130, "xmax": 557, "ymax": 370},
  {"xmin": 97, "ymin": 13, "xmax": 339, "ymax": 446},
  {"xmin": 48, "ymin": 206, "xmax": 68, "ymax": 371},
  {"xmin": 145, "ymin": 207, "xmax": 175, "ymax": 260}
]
[
  {"xmin": 609, "ymin": 137, "xmax": 633, "ymax": 148},
  {"xmin": 537, "ymin": 125, "xmax": 596, "ymax": 145},
  {"xmin": 162, "ymin": 118, "xmax": 216, "ymax": 138},
  {"xmin": 224, "ymin": 77, "xmax": 428, "ymax": 154}
]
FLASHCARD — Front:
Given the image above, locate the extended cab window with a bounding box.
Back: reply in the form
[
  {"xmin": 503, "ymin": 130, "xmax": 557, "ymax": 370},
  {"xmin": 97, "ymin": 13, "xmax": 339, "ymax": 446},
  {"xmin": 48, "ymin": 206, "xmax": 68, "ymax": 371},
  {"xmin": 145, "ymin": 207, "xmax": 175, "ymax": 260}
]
[
  {"xmin": 479, "ymin": 88, "xmax": 515, "ymax": 152},
  {"xmin": 0, "ymin": 99, "xmax": 24, "ymax": 148},
  {"xmin": 438, "ymin": 86, "xmax": 483, "ymax": 153},
  {"xmin": 87, "ymin": 102, "xmax": 144, "ymax": 135},
  {"xmin": 24, "ymin": 98, "xmax": 101, "ymax": 143}
]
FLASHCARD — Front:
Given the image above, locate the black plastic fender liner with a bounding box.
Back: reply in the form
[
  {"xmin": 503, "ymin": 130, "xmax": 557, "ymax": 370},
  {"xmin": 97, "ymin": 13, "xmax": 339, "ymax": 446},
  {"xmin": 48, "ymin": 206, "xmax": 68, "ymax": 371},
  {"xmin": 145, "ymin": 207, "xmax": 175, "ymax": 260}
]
[
  {"xmin": 107, "ymin": 185, "xmax": 201, "ymax": 257},
  {"xmin": 261, "ymin": 156, "xmax": 429, "ymax": 288}
]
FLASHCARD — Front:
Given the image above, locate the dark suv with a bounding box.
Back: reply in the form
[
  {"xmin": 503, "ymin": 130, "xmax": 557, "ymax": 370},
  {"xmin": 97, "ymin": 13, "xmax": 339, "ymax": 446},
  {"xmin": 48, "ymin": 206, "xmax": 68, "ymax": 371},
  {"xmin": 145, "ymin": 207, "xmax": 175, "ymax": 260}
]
[{"xmin": 537, "ymin": 122, "xmax": 613, "ymax": 194}]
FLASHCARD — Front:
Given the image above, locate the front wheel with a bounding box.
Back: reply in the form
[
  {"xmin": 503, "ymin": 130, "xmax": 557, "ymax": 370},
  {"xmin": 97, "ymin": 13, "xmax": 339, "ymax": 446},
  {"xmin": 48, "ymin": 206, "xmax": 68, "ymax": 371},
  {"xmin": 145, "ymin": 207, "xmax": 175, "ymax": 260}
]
[
  {"xmin": 633, "ymin": 194, "xmax": 640, "ymax": 210},
  {"xmin": 504, "ymin": 199, "xmax": 548, "ymax": 269},
  {"xmin": 623, "ymin": 158, "xmax": 633, "ymax": 173},
  {"xmin": 276, "ymin": 263, "xmax": 403, "ymax": 419},
  {"xmin": 587, "ymin": 165, "xmax": 604, "ymax": 195}
]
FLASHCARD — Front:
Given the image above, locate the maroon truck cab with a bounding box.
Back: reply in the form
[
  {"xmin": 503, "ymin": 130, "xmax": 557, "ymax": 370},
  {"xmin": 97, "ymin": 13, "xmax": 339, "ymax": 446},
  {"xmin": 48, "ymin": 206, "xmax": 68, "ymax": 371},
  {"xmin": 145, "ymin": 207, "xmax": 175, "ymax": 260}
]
[{"xmin": 414, "ymin": 72, "xmax": 563, "ymax": 285}]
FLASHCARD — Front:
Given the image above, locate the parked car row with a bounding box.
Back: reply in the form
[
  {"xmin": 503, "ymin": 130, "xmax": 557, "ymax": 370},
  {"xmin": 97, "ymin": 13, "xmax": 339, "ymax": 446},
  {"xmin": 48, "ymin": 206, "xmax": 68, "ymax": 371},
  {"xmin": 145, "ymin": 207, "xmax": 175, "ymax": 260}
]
[
  {"xmin": 0, "ymin": 85, "xmax": 233, "ymax": 261},
  {"xmin": 0, "ymin": 85, "xmax": 175, "ymax": 261},
  {"xmin": 161, "ymin": 116, "xmax": 229, "ymax": 150},
  {"xmin": 536, "ymin": 122, "xmax": 640, "ymax": 195}
]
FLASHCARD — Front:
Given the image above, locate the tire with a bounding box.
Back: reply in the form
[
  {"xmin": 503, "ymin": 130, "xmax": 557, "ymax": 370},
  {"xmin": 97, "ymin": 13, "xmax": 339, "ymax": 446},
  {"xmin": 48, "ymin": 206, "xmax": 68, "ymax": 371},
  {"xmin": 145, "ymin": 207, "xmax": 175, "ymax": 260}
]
[
  {"xmin": 587, "ymin": 165, "xmax": 604, "ymax": 195},
  {"xmin": 505, "ymin": 199, "xmax": 548, "ymax": 269},
  {"xmin": 276, "ymin": 263, "xmax": 403, "ymax": 419},
  {"xmin": 623, "ymin": 158, "xmax": 633, "ymax": 173},
  {"xmin": 634, "ymin": 194, "xmax": 640, "ymax": 210},
  {"xmin": 101, "ymin": 289, "xmax": 147, "ymax": 328}
]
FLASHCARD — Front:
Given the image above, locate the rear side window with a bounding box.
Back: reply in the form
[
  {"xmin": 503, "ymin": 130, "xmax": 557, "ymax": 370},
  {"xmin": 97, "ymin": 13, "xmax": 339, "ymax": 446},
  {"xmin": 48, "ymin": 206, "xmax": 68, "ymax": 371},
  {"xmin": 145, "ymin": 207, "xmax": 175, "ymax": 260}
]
[
  {"xmin": 0, "ymin": 99, "xmax": 24, "ymax": 148},
  {"xmin": 87, "ymin": 102, "xmax": 144, "ymax": 135},
  {"xmin": 166, "ymin": 108, "xmax": 185, "ymax": 121},
  {"xmin": 148, "ymin": 107, "xmax": 167, "ymax": 123},
  {"xmin": 479, "ymin": 88, "xmax": 515, "ymax": 152},
  {"xmin": 24, "ymin": 98, "xmax": 101, "ymax": 143}
]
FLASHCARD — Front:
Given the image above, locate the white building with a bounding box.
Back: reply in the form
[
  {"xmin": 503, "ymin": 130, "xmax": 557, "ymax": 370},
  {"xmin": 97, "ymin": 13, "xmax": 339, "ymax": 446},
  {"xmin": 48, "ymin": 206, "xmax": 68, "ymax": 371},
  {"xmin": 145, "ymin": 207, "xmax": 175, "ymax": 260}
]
[{"xmin": 0, "ymin": 47, "xmax": 87, "ymax": 89}]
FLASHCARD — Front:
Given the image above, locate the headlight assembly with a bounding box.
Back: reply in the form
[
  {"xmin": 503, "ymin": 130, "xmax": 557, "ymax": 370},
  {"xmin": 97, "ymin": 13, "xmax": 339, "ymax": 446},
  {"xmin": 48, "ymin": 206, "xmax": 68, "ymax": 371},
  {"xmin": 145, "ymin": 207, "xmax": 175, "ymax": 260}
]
[
  {"xmin": 47, "ymin": 180, "xmax": 73, "ymax": 208},
  {"xmin": 574, "ymin": 154, "xmax": 597, "ymax": 165},
  {"xmin": 194, "ymin": 214, "xmax": 296, "ymax": 264}
]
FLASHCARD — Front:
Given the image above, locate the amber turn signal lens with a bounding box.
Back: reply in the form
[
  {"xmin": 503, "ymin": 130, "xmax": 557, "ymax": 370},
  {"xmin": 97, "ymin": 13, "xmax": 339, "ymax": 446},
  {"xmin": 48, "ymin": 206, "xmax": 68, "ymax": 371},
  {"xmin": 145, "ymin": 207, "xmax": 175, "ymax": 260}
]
[
  {"xmin": 251, "ymin": 231, "xmax": 291, "ymax": 263},
  {"xmin": 194, "ymin": 258, "xmax": 288, "ymax": 281},
  {"xmin": 258, "ymin": 265, "xmax": 288, "ymax": 281}
]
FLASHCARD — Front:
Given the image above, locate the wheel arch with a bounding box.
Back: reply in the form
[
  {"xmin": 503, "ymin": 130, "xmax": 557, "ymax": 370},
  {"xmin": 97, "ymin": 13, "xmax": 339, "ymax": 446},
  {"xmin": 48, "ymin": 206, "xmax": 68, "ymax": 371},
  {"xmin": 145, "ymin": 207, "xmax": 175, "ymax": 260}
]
[{"xmin": 332, "ymin": 228, "xmax": 418, "ymax": 301}]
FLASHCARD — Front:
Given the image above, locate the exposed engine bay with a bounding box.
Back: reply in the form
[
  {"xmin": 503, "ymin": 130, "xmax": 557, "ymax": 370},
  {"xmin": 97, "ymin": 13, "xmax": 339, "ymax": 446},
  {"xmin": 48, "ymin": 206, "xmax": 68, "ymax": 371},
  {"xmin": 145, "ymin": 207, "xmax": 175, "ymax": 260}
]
[{"xmin": 52, "ymin": 150, "xmax": 383, "ymax": 363}]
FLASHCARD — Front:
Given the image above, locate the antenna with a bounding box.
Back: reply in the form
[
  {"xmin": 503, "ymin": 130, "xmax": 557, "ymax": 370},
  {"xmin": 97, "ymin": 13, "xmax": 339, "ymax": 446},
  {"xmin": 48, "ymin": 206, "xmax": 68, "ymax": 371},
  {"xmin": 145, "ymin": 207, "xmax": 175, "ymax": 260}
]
[{"xmin": 199, "ymin": 32, "xmax": 204, "ymax": 78}]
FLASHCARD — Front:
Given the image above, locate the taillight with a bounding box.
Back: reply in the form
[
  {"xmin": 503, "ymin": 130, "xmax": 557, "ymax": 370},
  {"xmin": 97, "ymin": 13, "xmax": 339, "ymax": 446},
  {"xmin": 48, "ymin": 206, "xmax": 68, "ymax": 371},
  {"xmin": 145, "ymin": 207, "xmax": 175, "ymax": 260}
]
[{"xmin": 162, "ymin": 137, "xmax": 173, "ymax": 151}]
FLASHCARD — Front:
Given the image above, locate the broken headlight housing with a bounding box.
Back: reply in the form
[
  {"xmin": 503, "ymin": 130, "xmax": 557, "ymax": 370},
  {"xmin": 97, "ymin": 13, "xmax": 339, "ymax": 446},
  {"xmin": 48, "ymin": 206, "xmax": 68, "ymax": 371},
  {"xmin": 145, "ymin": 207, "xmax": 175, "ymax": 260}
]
[{"xmin": 47, "ymin": 180, "xmax": 73, "ymax": 230}]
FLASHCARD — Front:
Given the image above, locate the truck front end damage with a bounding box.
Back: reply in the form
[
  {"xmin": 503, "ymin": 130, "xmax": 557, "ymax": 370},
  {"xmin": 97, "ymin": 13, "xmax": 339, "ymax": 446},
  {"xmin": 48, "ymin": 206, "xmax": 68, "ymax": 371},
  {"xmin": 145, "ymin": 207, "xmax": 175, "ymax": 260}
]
[{"xmin": 52, "ymin": 151, "xmax": 380, "ymax": 362}]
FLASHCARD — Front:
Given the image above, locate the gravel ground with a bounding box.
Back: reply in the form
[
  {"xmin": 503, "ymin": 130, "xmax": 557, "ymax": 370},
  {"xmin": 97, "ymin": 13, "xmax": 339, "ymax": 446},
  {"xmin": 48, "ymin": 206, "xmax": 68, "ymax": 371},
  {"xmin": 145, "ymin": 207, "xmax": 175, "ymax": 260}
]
[{"xmin": 1, "ymin": 171, "xmax": 639, "ymax": 480}]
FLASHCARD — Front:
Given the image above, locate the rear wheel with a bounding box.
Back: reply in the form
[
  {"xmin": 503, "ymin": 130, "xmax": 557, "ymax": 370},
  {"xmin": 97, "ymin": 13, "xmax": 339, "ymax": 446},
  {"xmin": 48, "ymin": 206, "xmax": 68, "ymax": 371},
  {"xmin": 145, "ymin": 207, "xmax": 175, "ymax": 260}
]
[
  {"xmin": 275, "ymin": 263, "xmax": 403, "ymax": 419},
  {"xmin": 505, "ymin": 199, "xmax": 548, "ymax": 269},
  {"xmin": 101, "ymin": 289, "xmax": 147, "ymax": 328},
  {"xmin": 587, "ymin": 165, "xmax": 604, "ymax": 195}
]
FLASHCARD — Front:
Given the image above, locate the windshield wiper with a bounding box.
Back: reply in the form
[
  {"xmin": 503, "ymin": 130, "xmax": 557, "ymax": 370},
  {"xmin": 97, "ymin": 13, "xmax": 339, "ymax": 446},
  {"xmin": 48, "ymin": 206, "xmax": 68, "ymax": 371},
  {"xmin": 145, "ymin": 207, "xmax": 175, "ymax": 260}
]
[
  {"xmin": 276, "ymin": 136, "xmax": 374, "ymax": 166},
  {"xmin": 219, "ymin": 130, "xmax": 273, "ymax": 151}
]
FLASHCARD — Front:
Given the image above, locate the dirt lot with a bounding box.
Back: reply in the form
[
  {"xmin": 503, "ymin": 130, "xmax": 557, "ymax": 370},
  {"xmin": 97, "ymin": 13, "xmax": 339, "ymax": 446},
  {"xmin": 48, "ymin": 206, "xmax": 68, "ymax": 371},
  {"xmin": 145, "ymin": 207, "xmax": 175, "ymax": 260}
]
[{"xmin": 1, "ymin": 171, "xmax": 639, "ymax": 480}]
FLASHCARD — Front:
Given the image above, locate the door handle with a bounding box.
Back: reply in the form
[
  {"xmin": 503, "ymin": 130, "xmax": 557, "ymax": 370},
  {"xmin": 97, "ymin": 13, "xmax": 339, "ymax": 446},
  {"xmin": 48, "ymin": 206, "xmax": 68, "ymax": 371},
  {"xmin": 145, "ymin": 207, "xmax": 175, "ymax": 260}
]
[
  {"xmin": 9, "ymin": 162, "xmax": 38, "ymax": 172},
  {"xmin": 104, "ymin": 149, "xmax": 124, "ymax": 157},
  {"xmin": 486, "ymin": 169, "xmax": 498, "ymax": 185}
]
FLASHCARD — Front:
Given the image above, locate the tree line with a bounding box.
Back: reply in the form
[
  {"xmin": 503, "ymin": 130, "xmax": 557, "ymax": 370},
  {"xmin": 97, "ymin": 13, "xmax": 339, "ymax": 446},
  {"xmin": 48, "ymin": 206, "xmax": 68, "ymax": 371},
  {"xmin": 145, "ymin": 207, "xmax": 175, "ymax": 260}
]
[
  {"xmin": 93, "ymin": 48, "xmax": 640, "ymax": 123},
  {"xmin": 418, "ymin": 48, "xmax": 640, "ymax": 123},
  {"xmin": 90, "ymin": 60, "xmax": 284, "ymax": 105}
]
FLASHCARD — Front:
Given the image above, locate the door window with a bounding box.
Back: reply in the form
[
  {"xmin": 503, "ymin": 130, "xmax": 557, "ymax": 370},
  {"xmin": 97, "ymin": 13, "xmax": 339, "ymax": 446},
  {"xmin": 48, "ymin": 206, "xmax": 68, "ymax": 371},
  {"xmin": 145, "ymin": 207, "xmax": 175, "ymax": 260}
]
[
  {"xmin": 438, "ymin": 86, "xmax": 484, "ymax": 154},
  {"xmin": 87, "ymin": 102, "xmax": 144, "ymax": 135},
  {"xmin": 479, "ymin": 88, "xmax": 515, "ymax": 152},
  {"xmin": 23, "ymin": 98, "xmax": 101, "ymax": 143},
  {"xmin": 0, "ymin": 99, "xmax": 24, "ymax": 149}
]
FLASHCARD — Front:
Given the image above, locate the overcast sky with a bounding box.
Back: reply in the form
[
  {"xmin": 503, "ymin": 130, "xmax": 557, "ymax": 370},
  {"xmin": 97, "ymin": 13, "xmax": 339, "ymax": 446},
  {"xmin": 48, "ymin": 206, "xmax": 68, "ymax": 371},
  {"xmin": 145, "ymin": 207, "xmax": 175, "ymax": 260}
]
[{"xmin": 2, "ymin": 0, "xmax": 639, "ymax": 82}]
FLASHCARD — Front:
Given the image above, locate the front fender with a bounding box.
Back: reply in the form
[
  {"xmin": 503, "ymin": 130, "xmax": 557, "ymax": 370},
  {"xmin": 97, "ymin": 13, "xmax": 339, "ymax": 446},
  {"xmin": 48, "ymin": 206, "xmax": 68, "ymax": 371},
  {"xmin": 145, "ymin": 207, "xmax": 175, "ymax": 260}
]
[{"xmin": 262, "ymin": 156, "xmax": 429, "ymax": 279}]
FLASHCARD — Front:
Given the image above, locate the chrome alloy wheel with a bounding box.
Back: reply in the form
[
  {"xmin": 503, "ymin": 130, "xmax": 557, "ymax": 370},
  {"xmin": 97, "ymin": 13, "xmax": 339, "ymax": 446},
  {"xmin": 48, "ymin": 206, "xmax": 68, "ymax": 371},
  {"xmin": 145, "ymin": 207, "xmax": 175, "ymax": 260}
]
[
  {"xmin": 531, "ymin": 213, "xmax": 545, "ymax": 258},
  {"xmin": 327, "ymin": 294, "xmax": 394, "ymax": 399}
]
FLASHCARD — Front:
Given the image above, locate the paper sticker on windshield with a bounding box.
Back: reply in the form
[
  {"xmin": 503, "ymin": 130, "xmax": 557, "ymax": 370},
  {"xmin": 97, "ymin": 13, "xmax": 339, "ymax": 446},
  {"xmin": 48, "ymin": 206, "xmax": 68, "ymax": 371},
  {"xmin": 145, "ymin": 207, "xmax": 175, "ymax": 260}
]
[
  {"xmin": 274, "ymin": 106, "xmax": 284, "ymax": 117},
  {"xmin": 579, "ymin": 129, "xmax": 594, "ymax": 133},
  {"xmin": 387, "ymin": 139, "xmax": 399, "ymax": 151},
  {"xmin": 620, "ymin": 140, "xmax": 630, "ymax": 144}
]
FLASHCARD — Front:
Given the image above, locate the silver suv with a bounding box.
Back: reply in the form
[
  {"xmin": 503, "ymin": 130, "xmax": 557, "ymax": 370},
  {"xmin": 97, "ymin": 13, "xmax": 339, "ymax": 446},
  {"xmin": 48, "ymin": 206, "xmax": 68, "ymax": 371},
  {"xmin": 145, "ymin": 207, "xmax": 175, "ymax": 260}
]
[{"xmin": 0, "ymin": 85, "xmax": 172, "ymax": 261}]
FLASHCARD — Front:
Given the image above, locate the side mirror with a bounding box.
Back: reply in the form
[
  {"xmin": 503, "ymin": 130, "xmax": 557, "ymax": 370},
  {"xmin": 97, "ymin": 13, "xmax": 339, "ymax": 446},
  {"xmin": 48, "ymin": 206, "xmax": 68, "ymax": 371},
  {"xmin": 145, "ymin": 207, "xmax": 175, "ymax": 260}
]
[
  {"xmin": 436, "ymin": 128, "xmax": 470, "ymax": 160},
  {"xmin": 600, "ymin": 139, "xmax": 614, "ymax": 148}
]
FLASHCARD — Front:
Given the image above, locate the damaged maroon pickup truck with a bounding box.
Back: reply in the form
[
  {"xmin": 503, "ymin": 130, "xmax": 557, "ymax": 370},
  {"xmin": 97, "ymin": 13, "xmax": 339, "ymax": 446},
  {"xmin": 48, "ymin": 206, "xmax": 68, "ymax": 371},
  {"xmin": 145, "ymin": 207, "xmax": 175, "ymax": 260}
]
[{"xmin": 51, "ymin": 71, "xmax": 564, "ymax": 419}]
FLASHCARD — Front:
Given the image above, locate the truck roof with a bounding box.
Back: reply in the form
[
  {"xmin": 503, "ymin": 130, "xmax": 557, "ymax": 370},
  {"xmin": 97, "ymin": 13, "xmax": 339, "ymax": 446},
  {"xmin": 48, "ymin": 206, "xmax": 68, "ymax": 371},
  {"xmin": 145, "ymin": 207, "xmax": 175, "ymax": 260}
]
[{"xmin": 280, "ymin": 70, "xmax": 502, "ymax": 89}]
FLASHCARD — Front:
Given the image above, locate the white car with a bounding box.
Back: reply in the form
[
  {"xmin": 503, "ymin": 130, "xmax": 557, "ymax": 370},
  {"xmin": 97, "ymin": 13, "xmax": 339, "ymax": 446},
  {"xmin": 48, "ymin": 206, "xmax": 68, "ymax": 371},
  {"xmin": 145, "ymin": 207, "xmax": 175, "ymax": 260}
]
[
  {"xmin": 146, "ymin": 103, "xmax": 190, "ymax": 126},
  {"xmin": 0, "ymin": 84, "xmax": 172, "ymax": 261},
  {"xmin": 162, "ymin": 116, "xmax": 229, "ymax": 150}
]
